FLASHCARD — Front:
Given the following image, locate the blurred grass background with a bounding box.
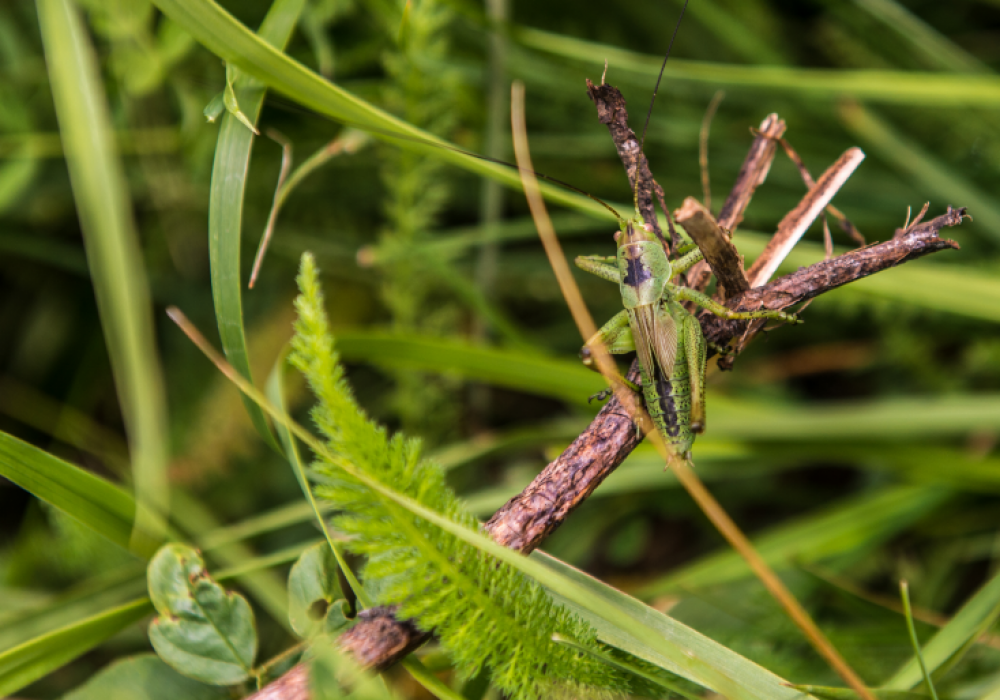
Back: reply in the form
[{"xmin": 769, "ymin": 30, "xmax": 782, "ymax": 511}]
[{"xmin": 2, "ymin": 0, "xmax": 1000, "ymax": 696}]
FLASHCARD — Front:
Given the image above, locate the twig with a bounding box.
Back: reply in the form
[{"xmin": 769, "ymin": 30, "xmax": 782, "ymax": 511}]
[
  {"xmin": 586, "ymin": 80, "xmax": 669, "ymax": 250},
  {"xmin": 674, "ymin": 197, "xmax": 748, "ymax": 299},
  {"xmin": 745, "ymin": 147, "xmax": 865, "ymax": 287},
  {"xmin": 704, "ymin": 206, "xmax": 965, "ymax": 354},
  {"xmin": 685, "ymin": 113, "xmax": 786, "ymax": 294}
]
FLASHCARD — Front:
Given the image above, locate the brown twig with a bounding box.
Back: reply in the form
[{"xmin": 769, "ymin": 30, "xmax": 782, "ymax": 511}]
[
  {"xmin": 246, "ymin": 87, "xmax": 968, "ymax": 699},
  {"xmin": 685, "ymin": 113, "xmax": 787, "ymax": 294},
  {"xmin": 745, "ymin": 147, "xmax": 865, "ymax": 287},
  {"xmin": 704, "ymin": 206, "xmax": 965, "ymax": 356},
  {"xmin": 674, "ymin": 197, "xmax": 748, "ymax": 299},
  {"xmin": 586, "ymin": 79, "xmax": 671, "ymax": 251}
]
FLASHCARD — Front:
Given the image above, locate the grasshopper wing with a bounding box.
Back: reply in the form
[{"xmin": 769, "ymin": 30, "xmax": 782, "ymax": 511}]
[{"xmin": 629, "ymin": 304, "xmax": 679, "ymax": 379}]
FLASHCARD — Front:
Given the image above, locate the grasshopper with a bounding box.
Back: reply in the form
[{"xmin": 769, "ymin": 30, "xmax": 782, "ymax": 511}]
[{"xmin": 575, "ymin": 217, "xmax": 800, "ymax": 461}]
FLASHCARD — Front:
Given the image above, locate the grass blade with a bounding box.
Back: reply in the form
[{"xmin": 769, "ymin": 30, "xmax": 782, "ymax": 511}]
[
  {"xmin": 148, "ymin": 0, "xmax": 611, "ymax": 218},
  {"xmin": 0, "ymin": 599, "xmax": 151, "ymax": 697},
  {"xmin": 37, "ymin": 0, "xmax": 170, "ymax": 551},
  {"xmin": 0, "ymin": 431, "xmax": 142, "ymax": 555},
  {"xmin": 208, "ymin": 0, "xmax": 305, "ymax": 451},
  {"xmin": 884, "ymin": 570, "xmax": 1000, "ymax": 690}
]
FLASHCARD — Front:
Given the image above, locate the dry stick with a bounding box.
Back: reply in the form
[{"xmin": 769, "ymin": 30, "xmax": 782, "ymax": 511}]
[
  {"xmin": 777, "ymin": 136, "xmax": 864, "ymax": 247},
  {"xmin": 685, "ymin": 113, "xmax": 787, "ymax": 295},
  {"xmin": 245, "ymin": 127, "xmax": 966, "ymax": 700},
  {"xmin": 703, "ymin": 206, "xmax": 965, "ymax": 347},
  {"xmin": 674, "ymin": 197, "xmax": 748, "ymax": 299},
  {"xmin": 586, "ymin": 79, "xmax": 666, "ymax": 248},
  {"xmin": 713, "ymin": 146, "xmax": 864, "ymax": 366},
  {"xmin": 745, "ymin": 147, "xmax": 865, "ymax": 288}
]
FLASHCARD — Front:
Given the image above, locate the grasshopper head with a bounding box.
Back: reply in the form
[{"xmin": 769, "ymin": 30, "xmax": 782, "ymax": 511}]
[{"xmin": 616, "ymin": 220, "xmax": 672, "ymax": 308}]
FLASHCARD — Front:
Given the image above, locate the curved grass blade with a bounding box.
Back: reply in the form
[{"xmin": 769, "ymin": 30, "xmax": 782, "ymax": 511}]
[
  {"xmin": 899, "ymin": 581, "xmax": 940, "ymax": 700},
  {"xmin": 884, "ymin": 570, "xmax": 1000, "ymax": 691},
  {"xmin": 208, "ymin": 0, "xmax": 305, "ymax": 452},
  {"xmin": 0, "ymin": 431, "xmax": 142, "ymax": 555},
  {"xmin": 532, "ymin": 550, "xmax": 815, "ymax": 700},
  {"xmin": 147, "ymin": 0, "xmax": 610, "ymax": 219},
  {"xmin": 265, "ymin": 349, "xmax": 366, "ymax": 606},
  {"xmin": 0, "ymin": 598, "xmax": 152, "ymax": 697},
  {"xmin": 37, "ymin": 0, "xmax": 170, "ymax": 552}
]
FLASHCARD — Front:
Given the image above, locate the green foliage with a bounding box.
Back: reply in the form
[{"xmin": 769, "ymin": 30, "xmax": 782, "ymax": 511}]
[
  {"xmin": 374, "ymin": 0, "xmax": 466, "ymax": 442},
  {"xmin": 147, "ymin": 544, "xmax": 257, "ymax": 686},
  {"xmin": 290, "ymin": 253, "xmax": 626, "ymax": 700},
  {"xmin": 62, "ymin": 654, "xmax": 228, "ymax": 700},
  {"xmin": 310, "ymin": 639, "xmax": 396, "ymax": 700},
  {"xmin": 287, "ymin": 541, "xmax": 350, "ymax": 638},
  {"xmin": 6, "ymin": 0, "xmax": 1000, "ymax": 696}
]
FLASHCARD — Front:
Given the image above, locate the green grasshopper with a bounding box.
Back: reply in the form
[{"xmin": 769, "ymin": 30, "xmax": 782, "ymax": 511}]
[{"xmin": 575, "ymin": 218, "xmax": 800, "ymax": 461}]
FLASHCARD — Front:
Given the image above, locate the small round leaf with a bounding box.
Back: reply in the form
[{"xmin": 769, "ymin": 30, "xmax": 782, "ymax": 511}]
[
  {"xmin": 147, "ymin": 543, "xmax": 256, "ymax": 685},
  {"xmin": 288, "ymin": 542, "xmax": 343, "ymax": 638}
]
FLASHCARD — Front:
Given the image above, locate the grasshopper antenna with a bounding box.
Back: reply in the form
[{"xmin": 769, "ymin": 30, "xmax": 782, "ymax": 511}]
[{"xmin": 640, "ymin": 0, "xmax": 690, "ymax": 151}]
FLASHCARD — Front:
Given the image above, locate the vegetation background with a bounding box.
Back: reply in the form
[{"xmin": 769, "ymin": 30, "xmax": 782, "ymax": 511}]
[{"xmin": 1, "ymin": 0, "xmax": 1000, "ymax": 697}]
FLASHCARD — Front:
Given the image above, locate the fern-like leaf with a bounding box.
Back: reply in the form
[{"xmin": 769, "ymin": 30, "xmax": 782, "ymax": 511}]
[{"xmin": 290, "ymin": 253, "xmax": 627, "ymax": 700}]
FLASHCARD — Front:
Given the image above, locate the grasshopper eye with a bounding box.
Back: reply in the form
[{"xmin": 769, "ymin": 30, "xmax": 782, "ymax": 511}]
[{"xmin": 613, "ymin": 230, "xmax": 622, "ymax": 243}]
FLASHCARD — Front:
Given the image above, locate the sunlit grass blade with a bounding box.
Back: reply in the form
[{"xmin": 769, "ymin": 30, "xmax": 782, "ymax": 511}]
[
  {"xmin": 334, "ymin": 331, "xmax": 605, "ymax": 404},
  {"xmin": 639, "ymin": 485, "xmax": 950, "ymax": 596},
  {"xmin": 208, "ymin": 0, "xmax": 305, "ymax": 452},
  {"xmin": 0, "ymin": 598, "xmax": 151, "ymax": 697},
  {"xmin": 532, "ymin": 550, "xmax": 815, "ymax": 700},
  {"xmin": 515, "ymin": 26, "xmax": 1000, "ymax": 106},
  {"xmin": 884, "ymin": 570, "xmax": 1000, "ymax": 690},
  {"xmin": 0, "ymin": 431, "xmax": 144, "ymax": 555},
  {"xmin": 0, "ymin": 566, "xmax": 146, "ymax": 653},
  {"xmin": 37, "ymin": 0, "xmax": 170, "ymax": 552}
]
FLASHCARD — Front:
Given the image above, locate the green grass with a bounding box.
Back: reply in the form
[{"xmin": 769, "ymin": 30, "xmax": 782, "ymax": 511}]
[{"xmin": 2, "ymin": 0, "xmax": 1000, "ymax": 697}]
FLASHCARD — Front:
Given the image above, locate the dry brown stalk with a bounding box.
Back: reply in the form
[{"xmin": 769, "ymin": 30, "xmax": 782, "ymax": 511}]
[{"xmin": 674, "ymin": 197, "xmax": 748, "ymax": 299}]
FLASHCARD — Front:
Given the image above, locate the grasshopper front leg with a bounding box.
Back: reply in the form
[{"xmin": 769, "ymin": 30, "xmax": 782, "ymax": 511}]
[
  {"xmin": 673, "ymin": 286, "xmax": 801, "ymax": 324},
  {"xmin": 581, "ymin": 309, "xmax": 641, "ymax": 400},
  {"xmin": 575, "ymin": 254, "xmax": 621, "ymax": 284}
]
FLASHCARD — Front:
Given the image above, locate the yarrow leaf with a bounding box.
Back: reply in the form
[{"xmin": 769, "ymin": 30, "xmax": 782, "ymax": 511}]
[{"xmin": 290, "ymin": 253, "xmax": 629, "ymax": 700}]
